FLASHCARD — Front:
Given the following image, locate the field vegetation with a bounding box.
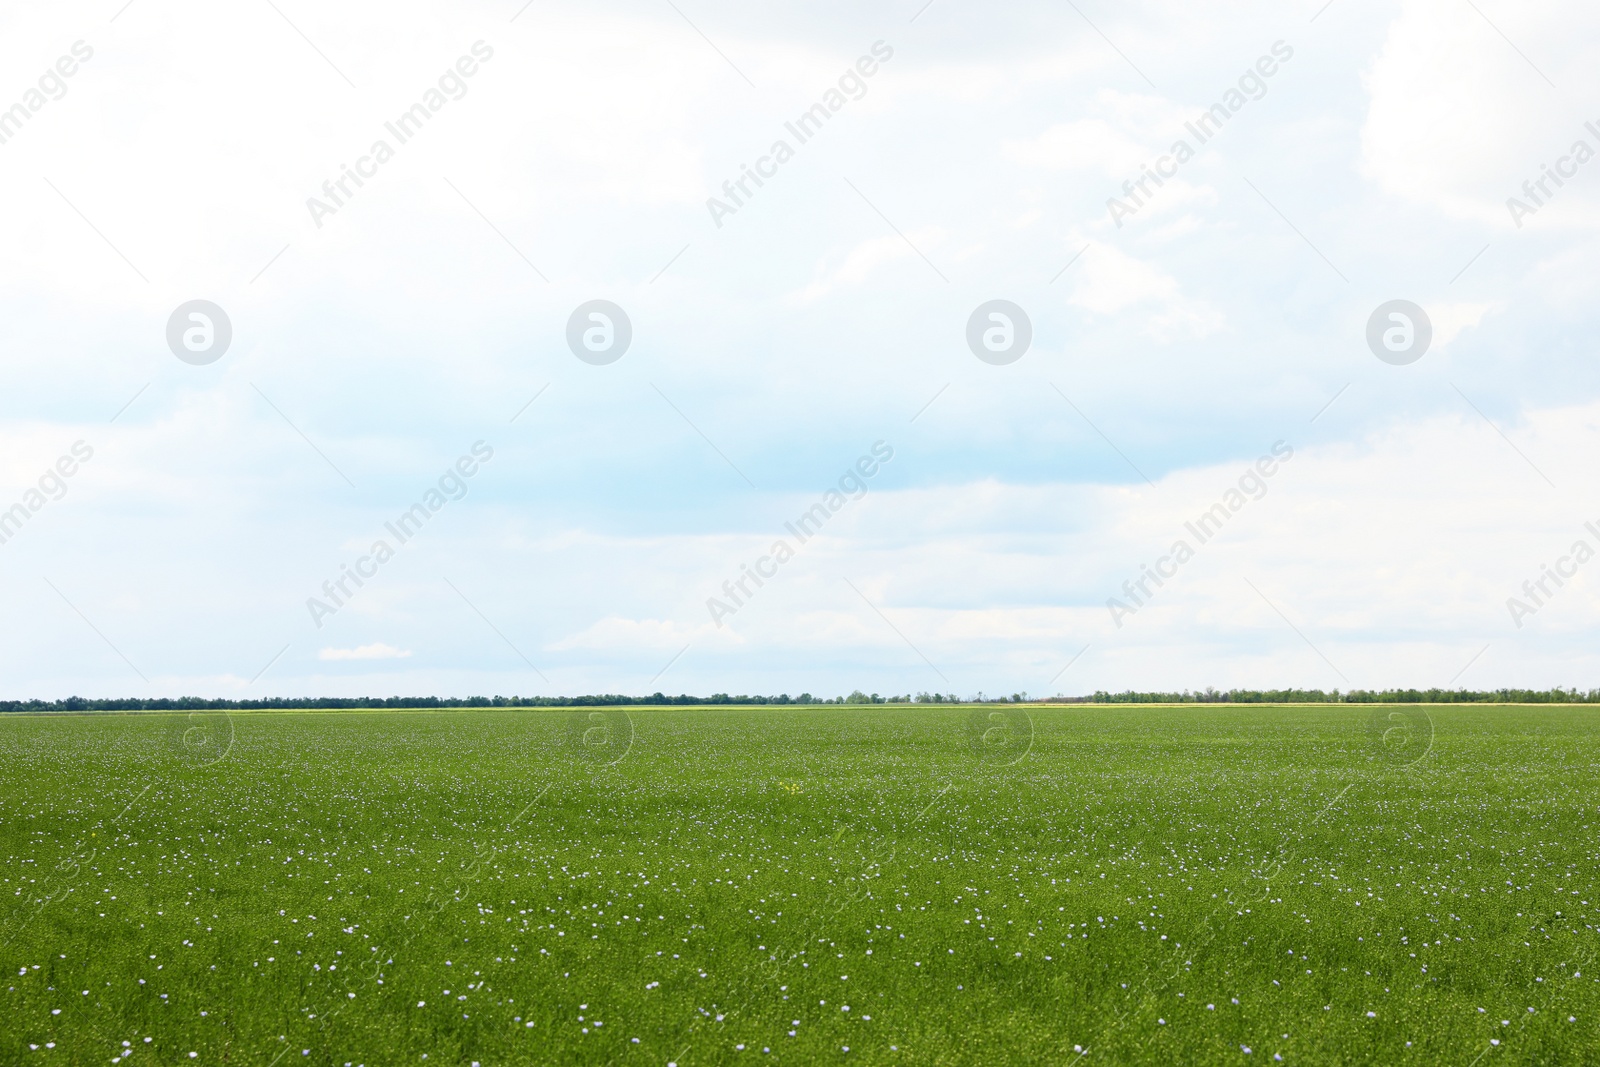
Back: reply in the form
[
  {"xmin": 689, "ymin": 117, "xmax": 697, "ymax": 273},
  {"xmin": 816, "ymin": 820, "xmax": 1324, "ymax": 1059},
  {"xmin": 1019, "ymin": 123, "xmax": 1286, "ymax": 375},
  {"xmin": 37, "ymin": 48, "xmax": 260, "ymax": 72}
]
[{"xmin": 2, "ymin": 704, "xmax": 1596, "ymax": 1064}]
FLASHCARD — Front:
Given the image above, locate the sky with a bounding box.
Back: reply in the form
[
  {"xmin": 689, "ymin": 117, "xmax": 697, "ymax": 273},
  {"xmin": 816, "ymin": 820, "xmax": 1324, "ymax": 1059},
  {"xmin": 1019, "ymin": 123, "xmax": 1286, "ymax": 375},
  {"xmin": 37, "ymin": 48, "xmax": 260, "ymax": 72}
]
[{"xmin": 2, "ymin": 0, "xmax": 1599, "ymax": 700}]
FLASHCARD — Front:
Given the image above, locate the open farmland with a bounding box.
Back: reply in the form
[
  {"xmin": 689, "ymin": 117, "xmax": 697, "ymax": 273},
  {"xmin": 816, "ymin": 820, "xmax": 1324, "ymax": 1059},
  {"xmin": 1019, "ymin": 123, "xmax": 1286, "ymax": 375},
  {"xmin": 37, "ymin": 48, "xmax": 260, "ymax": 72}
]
[{"xmin": 1, "ymin": 704, "xmax": 1597, "ymax": 1065}]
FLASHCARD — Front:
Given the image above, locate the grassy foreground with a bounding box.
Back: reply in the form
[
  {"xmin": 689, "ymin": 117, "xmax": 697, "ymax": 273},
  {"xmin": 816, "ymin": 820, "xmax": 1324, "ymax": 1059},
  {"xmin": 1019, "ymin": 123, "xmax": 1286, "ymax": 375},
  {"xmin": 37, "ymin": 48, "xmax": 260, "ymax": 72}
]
[{"xmin": 1, "ymin": 704, "xmax": 1596, "ymax": 1065}]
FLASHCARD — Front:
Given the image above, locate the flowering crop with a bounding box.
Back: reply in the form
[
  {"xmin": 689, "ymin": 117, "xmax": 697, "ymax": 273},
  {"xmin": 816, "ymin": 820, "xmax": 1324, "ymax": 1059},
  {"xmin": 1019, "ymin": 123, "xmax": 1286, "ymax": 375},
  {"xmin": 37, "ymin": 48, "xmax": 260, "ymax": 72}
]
[{"xmin": 0, "ymin": 704, "xmax": 1596, "ymax": 1063}]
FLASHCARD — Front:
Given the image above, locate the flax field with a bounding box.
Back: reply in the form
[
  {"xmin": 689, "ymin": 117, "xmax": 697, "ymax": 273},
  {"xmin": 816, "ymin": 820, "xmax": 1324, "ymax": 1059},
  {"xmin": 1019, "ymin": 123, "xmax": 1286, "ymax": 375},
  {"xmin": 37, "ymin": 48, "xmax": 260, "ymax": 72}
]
[{"xmin": 2, "ymin": 704, "xmax": 1596, "ymax": 1065}]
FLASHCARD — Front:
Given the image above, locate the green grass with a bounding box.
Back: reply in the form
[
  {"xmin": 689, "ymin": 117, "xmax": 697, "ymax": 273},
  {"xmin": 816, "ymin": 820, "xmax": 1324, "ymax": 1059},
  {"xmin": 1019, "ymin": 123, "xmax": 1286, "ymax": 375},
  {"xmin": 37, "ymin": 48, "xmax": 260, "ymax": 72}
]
[{"xmin": 2, "ymin": 704, "xmax": 1597, "ymax": 1065}]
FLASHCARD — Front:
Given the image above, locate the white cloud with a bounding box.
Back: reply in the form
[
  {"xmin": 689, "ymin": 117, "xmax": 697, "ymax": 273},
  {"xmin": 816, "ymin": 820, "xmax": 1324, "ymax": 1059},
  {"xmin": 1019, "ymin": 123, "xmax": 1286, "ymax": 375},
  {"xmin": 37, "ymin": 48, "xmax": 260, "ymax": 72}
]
[
  {"xmin": 1007, "ymin": 118, "xmax": 1149, "ymax": 178},
  {"xmin": 320, "ymin": 643, "xmax": 413, "ymax": 661},
  {"xmin": 1361, "ymin": 0, "xmax": 1600, "ymax": 227},
  {"xmin": 548, "ymin": 616, "xmax": 712, "ymax": 653},
  {"xmin": 760, "ymin": 399, "xmax": 1600, "ymax": 692},
  {"xmin": 1430, "ymin": 301, "xmax": 1497, "ymax": 351},
  {"xmin": 1068, "ymin": 242, "xmax": 1224, "ymax": 340},
  {"xmin": 1069, "ymin": 244, "xmax": 1177, "ymax": 314},
  {"xmin": 3, "ymin": 0, "xmax": 1599, "ymax": 700},
  {"xmin": 788, "ymin": 230, "xmax": 944, "ymax": 303},
  {"xmin": 1005, "ymin": 89, "xmax": 1190, "ymax": 174}
]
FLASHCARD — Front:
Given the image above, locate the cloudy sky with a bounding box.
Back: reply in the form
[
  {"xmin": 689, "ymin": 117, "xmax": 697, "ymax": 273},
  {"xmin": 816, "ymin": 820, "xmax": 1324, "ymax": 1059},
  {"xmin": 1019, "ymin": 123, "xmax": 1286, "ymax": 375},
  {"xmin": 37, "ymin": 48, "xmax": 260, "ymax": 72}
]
[{"xmin": 2, "ymin": 0, "xmax": 1598, "ymax": 700}]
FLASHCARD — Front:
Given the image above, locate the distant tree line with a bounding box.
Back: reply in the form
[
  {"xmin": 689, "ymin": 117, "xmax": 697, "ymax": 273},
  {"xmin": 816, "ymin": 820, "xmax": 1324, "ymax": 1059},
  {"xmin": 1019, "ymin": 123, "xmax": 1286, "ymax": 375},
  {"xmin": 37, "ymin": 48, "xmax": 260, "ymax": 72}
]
[
  {"xmin": 0, "ymin": 692, "xmax": 927, "ymax": 713},
  {"xmin": 1060, "ymin": 687, "xmax": 1600, "ymax": 704},
  {"xmin": 2, "ymin": 687, "xmax": 1597, "ymax": 713}
]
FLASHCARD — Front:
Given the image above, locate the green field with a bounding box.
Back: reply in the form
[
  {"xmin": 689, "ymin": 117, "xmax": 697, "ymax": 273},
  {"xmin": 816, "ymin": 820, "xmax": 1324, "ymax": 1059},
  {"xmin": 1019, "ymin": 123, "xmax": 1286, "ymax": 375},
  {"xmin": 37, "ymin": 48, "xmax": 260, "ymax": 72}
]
[{"xmin": 2, "ymin": 704, "xmax": 1596, "ymax": 1065}]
